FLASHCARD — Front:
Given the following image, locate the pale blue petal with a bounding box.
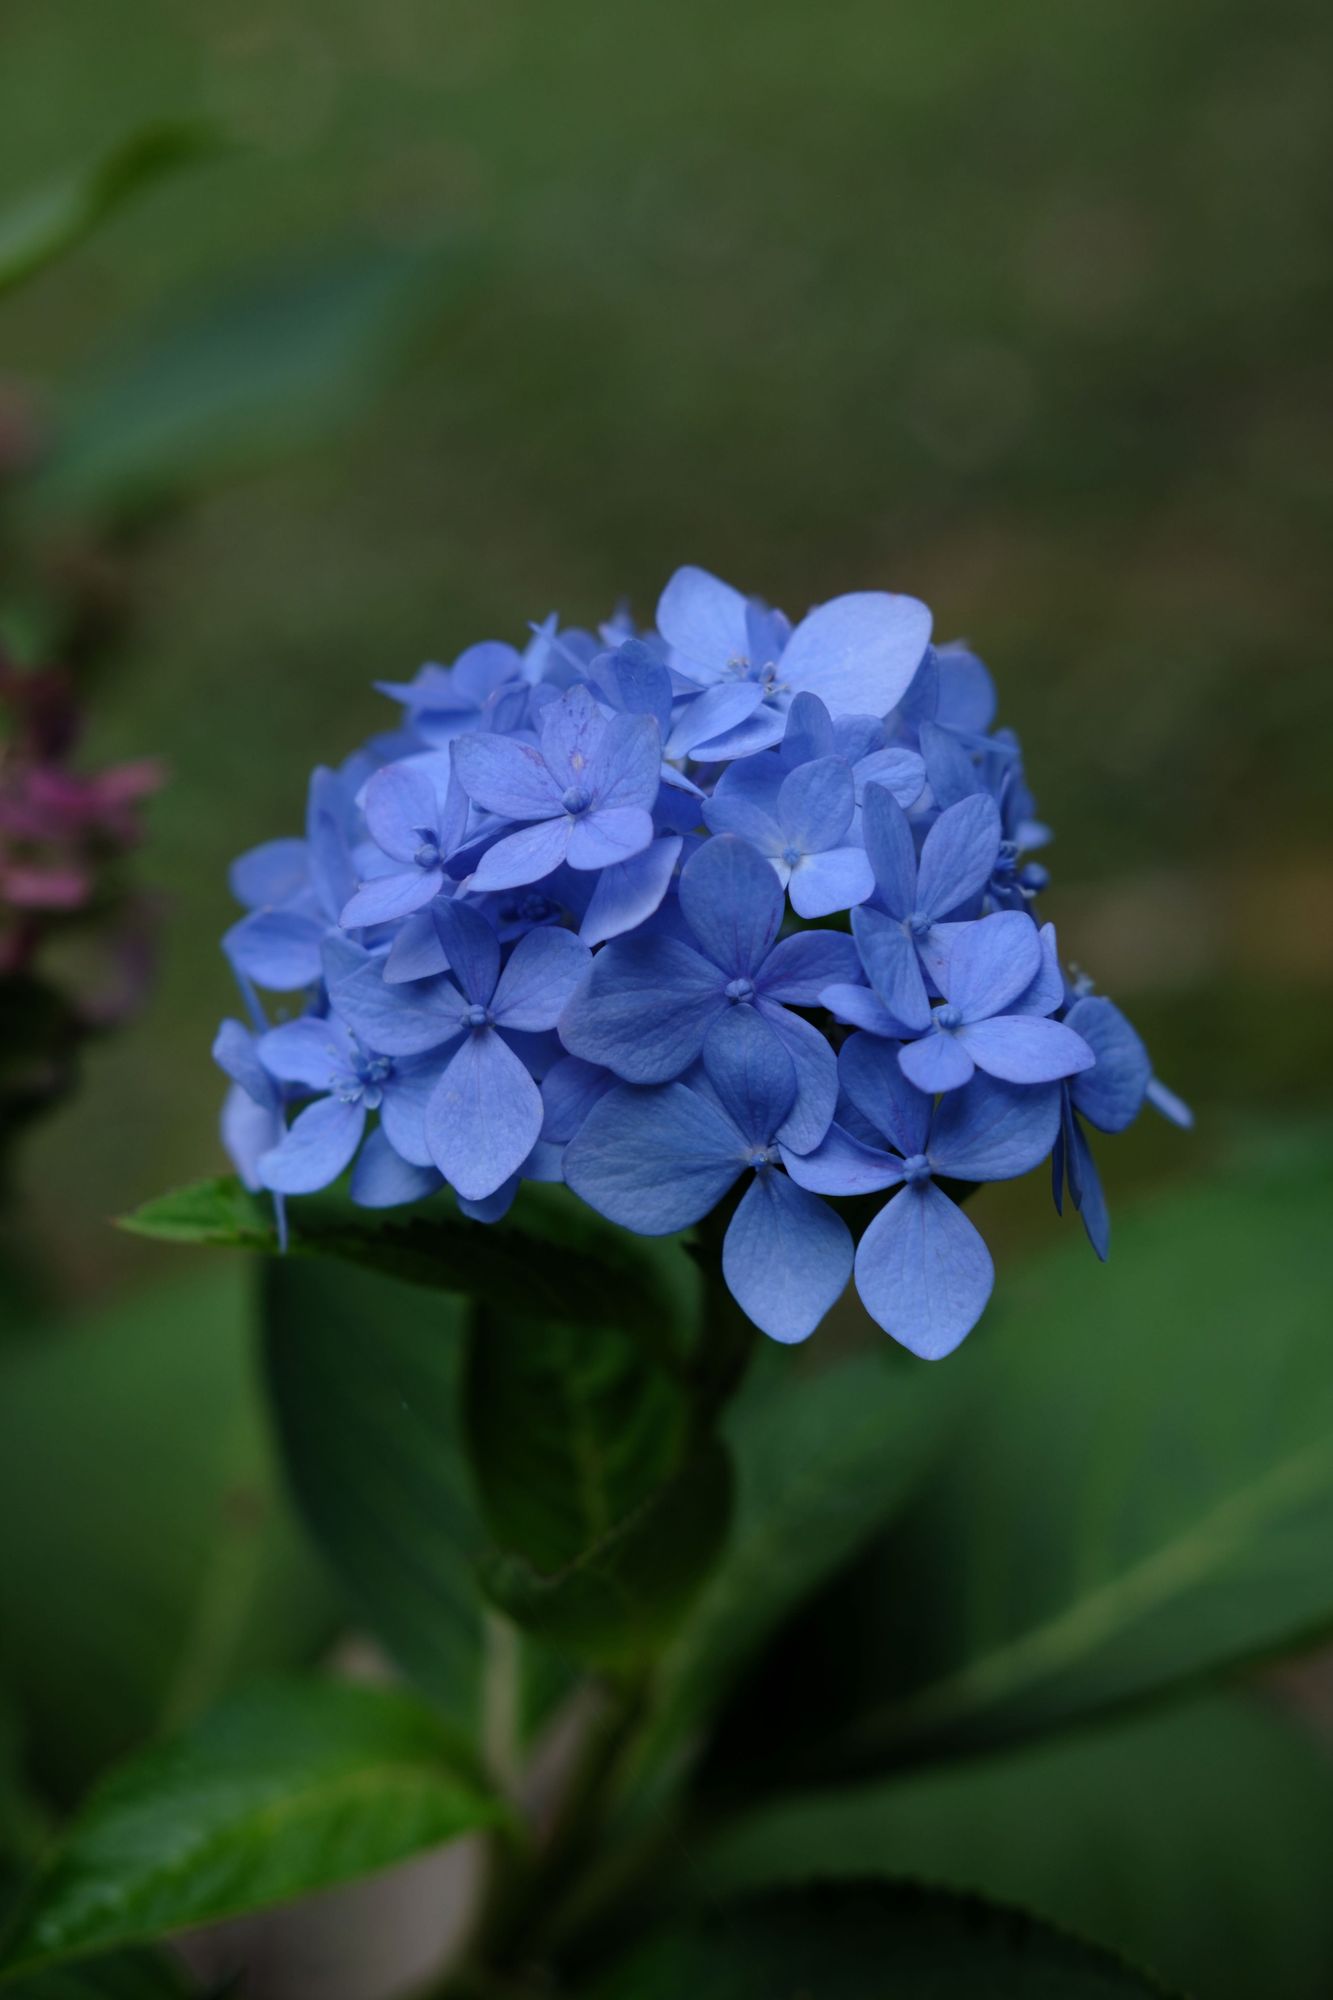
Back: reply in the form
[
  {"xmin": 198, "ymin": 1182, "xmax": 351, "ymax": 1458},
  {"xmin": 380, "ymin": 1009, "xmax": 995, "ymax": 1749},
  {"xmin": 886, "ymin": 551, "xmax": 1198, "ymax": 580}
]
[
  {"xmin": 780, "ymin": 1123, "xmax": 905, "ymax": 1195},
  {"xmin": 679, "ymin": 834, "xmax": 784, "ymax": 978},
  {"xmin": 820, "ymin": 981, "xmax": 912, "ymax": 1038},
  {"xmin": 324, "ymin": 934, "xmax": 468, "ymax": 1056},
  {"xmin": 916, "ymin": 792, "xmax": 1001, "ymax": 920},
  {"xmin": 960, "ymin": 1014, "xmax": 1096, "ymax": 1085},
  {"xmin": 340, "ymin": 866, "xmax": 443, "ymax": 927},
  {"xmin": 899, "ymin": 1027, "xmax": 976, "ymax": 1093},
  {"xmin": 944, "ymin": 912, "xmax": 1042, "ymax": 1023},
  {"xmin": 578, "ymin": 835, "xmax": 681, "ymax": 947},
  {"xmin": 491, "ymin": 926, "xmax": 592, "ymax": 1030},
  {"xmin": 656, "ymin": 565, "xmax": 751, "ymax": 675},
  {"xmin": 917, "ymin": 720, "xmax": 981, "ymax": 810},
  {"xmin": 224, "ymin": 908, "xmax": 325, "ymax": 990},
  {"xmin": 378, "ymin": 1056, "xmax": 444, "ymax": 1167},
  {"xmin": 927, "ymin": 1074, "xmax": 1062, "ymax": 1181},
  {"xmin": 384, "ymin": 908, "xmax": 449, "ymax": 983},
  {"xmin": 425, "ymin": 1028, "xmax": 544, "ymax": 1201},
  {"xmin": 687, "ymin": 704, "xmax": 788, "ymax": 761},
  {"xmin": 465, "ymin": 818, "xmax": 572, "ymax": 893},
  {"xmin": 777, "ymin": 755, "xmax": 855, "ymax": 853},
  {"xmin": 592, "ymin": 640, "xmax": 673, "ymax": 731},
  {"xmin": 567, "ymin": 804, "xmax": 655, "ymax": 871},
  {"xmin": 1007, "ymin": 919, "xmax": 1065, "ymax": 1018},
  {"xmin": 757, "ymin": 929, "xmax": 861, "ymax": 1005},
  {"xmin": 213, "ymin": 1019, "xmax": 277, "ymax": 1107},
  {"xmin": 934, "ymin": 644, "xmax": 997, "ymax": 733},
  {"xmin": 753, "ymin": 1000, "xmax": 837, "ymax": 1155},
  {"xmin": 1066, "ymin": 995, "xmax": 1151, "ymax": 1132},
  {"xmin": 259, "ymin": 1015, "xmax": 356, "ymax": 1089},
  {"xmin": 307, "ymin": 768, "xmax": 357, "ymax": 919},
  {"xmin": 536, "ymin": 683, "xmax": 605, "ymax": 787},
  {"xmin": 588, "ymin": 710, "xmax": 662, "ymax": 811},
  {"xmin": 788, "ymin": 845, "xmax": 875, "ymax": 918},
  {"xmin": 839, "ymin": 1031, "xmax": 932, "ymax": 1156},
  {"xmin": 364, "ymin": 762, "xmax": 440, "ymax": 862},
  {"xmin": 781, "ymin": 592, "xmax": 933, "ymax": 716},
  {"xmin": 854, "ymin": 1180, "xmax": 993, "ymax": 1360},
  {"xmin": 851, "ymin": 906, "xmax": 930, "ymax": 1031},
  {"xmin": 430, "ymin": 897, "xmax": 501, "ymax": 1006},
  {"xmin": 563, "ymin": 1081, "xmax": 743, "ymax": 1233},
  {"xmin": 723, "ymin": 1172, "xmax": 853, "ymax": 1343},
  {"xmin": 854, "ymin": 747, "xmax": 927, "ymax": 810},
  {"xmin": 350, "ymin": 1128, "xmax": 443, "ymax": 1208},
  {"xmin": 452, "ymin": 730, "xmax": 562, "ymax": 819},
  {"xmin": 664, "ymin": 680, "xmax": 765, "ymax": 758},
  {"xmin": 558, "ymin": 934, "xmax": 724, "ymax": 1081},
  {"xmin": 260, "ymin": 1094, "xmax": 366, "ymax": 1194},
  {"xmin": 229, "ymin": 838, "xmax": 309, "ymax": 910},
  {"xmin": 700, "ymin": 1005, "xmax": 797, "ymax": 1146},
  {"xmin": 780, "ymin": 691, "xmax": 836, "ymax": 768},
  {"xmin": 1147, "ymin": 1075, "xmax": 1194, "ymax": 1130},
  {"xmin": 703, "ymin": 754, "xmax": 785, "ymax": 849},
  {"xmin": 860, "ymin": 785, "xmax": 918, "ymax": 919},
  {"xmin": 222, "ymin": 1083, "xmax": 282, "ymax": 1191}
]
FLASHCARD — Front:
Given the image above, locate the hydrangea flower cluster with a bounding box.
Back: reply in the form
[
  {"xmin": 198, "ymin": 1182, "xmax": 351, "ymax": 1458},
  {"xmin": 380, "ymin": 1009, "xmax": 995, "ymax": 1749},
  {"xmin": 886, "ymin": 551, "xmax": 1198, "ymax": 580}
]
[{"xmin": 214, "ymin": 566, "xmax": 1187, "ymax": 1358}]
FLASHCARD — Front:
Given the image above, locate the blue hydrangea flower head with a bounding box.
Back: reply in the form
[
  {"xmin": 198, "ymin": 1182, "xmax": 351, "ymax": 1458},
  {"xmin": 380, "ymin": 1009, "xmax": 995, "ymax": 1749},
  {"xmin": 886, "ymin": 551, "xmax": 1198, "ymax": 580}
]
[{"xmin": 212, "ymin": 563, "xmax": 1187, "ymax": 1355}]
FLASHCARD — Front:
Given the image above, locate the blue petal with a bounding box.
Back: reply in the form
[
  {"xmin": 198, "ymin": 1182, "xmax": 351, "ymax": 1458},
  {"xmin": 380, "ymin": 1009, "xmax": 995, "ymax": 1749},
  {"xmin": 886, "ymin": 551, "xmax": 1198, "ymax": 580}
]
[
  {"xmin": 780, "ymin": 691, "xmax": 836, "ymax": 768},
  {"xmin": 340, "ymin": 866, "xmax": 443, "ymax": 928},
  {"xmin": 702, "ymin": 755, "xmax": 785, "ymax": 852},
  {"xmin": 378, "ymin": 1055, "xmax": 445, "ymax": 1167},
  {"xmin": 221, "ymin": 1083, "xmax": 282, "ymax": 1191},
  {"xmin": 1067, "ymin": 1111, "xmax": 1110, "ymax": 1260},
  {"xmin": 916, "ymin": 793, "xmax": 1002, "ymax": 921},
  {"xmin": 820, "ymin": 981, "xmax": 912, "ymax": 1038},
  {"xmin": 788, "ymin": 845, "xmax": 875, "ymax": 919},
  {"xmin": 781, "ymin": 592, "xmax": 933, "ymax": 716},
  {"xmin": 229, "ymin": 838, "xmax": 309, "ymax": 910},
  {"xmin": 558, "ymin": 934, "xmax": 724, "ymax": 1082},
  {"xmin": 960, "ymin": 1014, "xmax": 1096, "ymax": 1085},
  {"xmin": 1007, "ymin": 919, "xmax": 1065, "ymax": 1018},
  {"xmin": 777, "ymin": 755, "xmax": 854, "ymax": 854},
  {"xmin": 260, "ymin": 1094, "xmax": 366, "ymax": 1194},
  {"xmin": 213, "ymin": 1019, "xmax": 277, "ymax": 1107},
  {"xmin": 540, "ymin": 1054, "xmax": 615, "ymax": 1141},
  {"xmin": 364, "ymin": 762, "xmax": 440, "ymax": 863},
  {"xmin": 383, "ymin": 907, "xmax": 448, "ymax": 983},
  {"xmin": 927, "ymin": 1074, "xmax": 1062, "ymax": 1181},
  {"xmin": 567, "ymin": 804, "xmax": 655, "ymax": 871},
  {"xmin": 753, "ymin": 1000, "xmax": 837, "ymax": 1155},
  {"xmin": 563, "ymin": 1081, "xmax": 743, "ymax": 1233},
  {"xmin": 780, "ymin": 1123, "xmax": 905, "ymax": 1196},
  {"xmin": 491, "ymin": 926, "xmax": 592, "ymax": 1031},
  {"xmin": 1146, "ymin": 1075, "xmax": 1194, "ymax": 1130},
  {"xmin": 425, "ymin": 1028, "xmax": 544, "ymax": 1201},
  {"xmin": 579, "ymin": 835, "xmax": 681, "ymax": 947},
  {"xmin": 307, "ymin": 768, "xmax": 357, "ymax": 920},
  {"xmin": 537, "ymin": 683, "xmax": 607, "ymax": 788},
  {"xmin": 839, "ymin": 1031, "xmax": 932, "ymax": 1156},
  {"xmin": 665, "ymin": 681, "xmax": 766, "ymax": 759},
  {"xmin": 854, "ymin": 747, "xmax": 927, "ymax": 811},
  {"xmin": 934, "ymin": 644, "xmax": 997, "ymax": 733},
  {"xmin": 723, "ymin": 1172, "xmax": 853, "ymax": 1343},
  {"xmin": 899, "ymin": 1027, "xmax": 976, "ymax": 1093},
  {"xmin": 851, "ymin": 906, "xmax": 930, "ymax": 1032},
  {"xmin": 259, "ymin": 1015, "xmax": 356, "ymax": 1089},
  {"xmin": 944, "ymin": 912, "xmax": 1042, "ymax": 1023},
  {"xmin": 453, "ymin": 730, "xmax": 562, "ymax": 819},
  {"xmin": 1066, "ymin": 996, "xmax": 1151, "ymax": 1133},
  {"xmin": 588, "ymin": 711, "xmax": 662, "ymax": 812},
  {"xmin": 854, "ymin": 1180, "xmax": 993, "ymax": 1360},
  {"xmin": 917, "ymin": 721, "xmax": 981, "ymax": 811},
  {"xmin": 756, "ymin": 930, "xmax": 861, "ymax": 1005},
  {"xmin": 350, "ymin": 1128, "xmax": 444, "ymax": 1208},
  {"xmin": 324, "ymin": 935, "xmax": 468, "ymax": 1055},
  {"xmin": 430, "ymin": 898, "xmax": 501, "ymax": 1007},
  {"xmin": 592, "ymin": 639, "xmax": 674, "ymax": 732},
  {"xmin": 679, "ymin": 834, "xmax": 784, "ymax": 979},
  {"xmin": 224, "ymin": 908, "xmax": 325, "ymax": 991},
  {"xmin": 860, "ymin": 786, "xmax": 918, "ymax": 919},
  {"xmin": 686, "ymin": 704, "xmax": 788, "ymax": 761},
  {"xmin": 700, "ymin": 1005, "xmax": 797, "ymax": 1146},
  {"xmin": 466, "ymin": 818, "xmax": 572, "ymax": 893},
  {"xmin": 656, "ymin": 565, "xmax": 751, "ymax": 675}
]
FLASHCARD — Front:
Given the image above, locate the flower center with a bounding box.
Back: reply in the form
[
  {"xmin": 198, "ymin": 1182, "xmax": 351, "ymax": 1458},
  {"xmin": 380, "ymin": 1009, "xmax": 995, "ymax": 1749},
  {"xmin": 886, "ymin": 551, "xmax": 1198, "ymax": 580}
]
[
  {"xmin": 781, "ymin": 845, "xmax": 801, "ymax": 866},
  {"xmin": 561, "ymin": 785, "xmax": 591, "ymax": 816},
  {"xmin": 412, "ymin": 827, "xmax": 442, "ymax": 870},
  {"xmin": 935, "ymin": 1004, "xmax": 963, "ymax": 1031},
  {"xmin": 747, "ymin": 1144, "xmax": 779, "ymax": 1170},
  {"xmin": 902, "ymin": 1152, "xmax": 932, "ymax": 1185},
  {"xmin": 724, "ymin": 976, "xmax": 754, "ymax": 1003},
  {"xmin": 465, "ymin": 1004, "xmax": 490, "ymax": 1030},
  {"xmin": 905, "ymin": 910, "xmax": 933, "ymax": 941}
]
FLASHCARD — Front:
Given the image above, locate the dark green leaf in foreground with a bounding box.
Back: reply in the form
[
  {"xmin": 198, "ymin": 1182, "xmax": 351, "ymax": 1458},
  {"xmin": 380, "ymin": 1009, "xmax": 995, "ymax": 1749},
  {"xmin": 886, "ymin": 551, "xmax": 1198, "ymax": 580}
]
[
  {"xmin": 123, "ymin": 1179, "xmax": 687, "ymax": 1338},
  {"xmin": 0, "ymin": 123, "xmax": 220, "ymax": 301},
  {"xmin": 717, "ymin": 1141, "xmax": 1333, "ymax": 1782},
  {"xmin": 704, "ymin": 1694, "xmax": 1333, "ymax": 2000},
  {"xmin": 1, "ymin": 1947, "xmax": 197, "ymax": 1998},
  {"xmin": 587, "ymin": 1881, "xmax": 1173, "ymax": 1998},
  {"xmin": 0, "ymin": 1266, "xmax": 334, "ymax": 1805},
  {"xmin": 0, "ymin": 1681, "xmax": 508, "ymax": 1981}
]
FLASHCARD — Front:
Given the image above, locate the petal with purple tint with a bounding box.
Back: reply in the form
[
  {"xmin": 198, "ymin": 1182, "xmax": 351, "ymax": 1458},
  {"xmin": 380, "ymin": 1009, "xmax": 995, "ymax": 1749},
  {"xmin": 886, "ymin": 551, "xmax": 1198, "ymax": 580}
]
[
  {"xmin": 854, "ymin": 1180, "xmax": 993, "ymax": 1360},
  {"xmin": 567, "ymin": 804, "xmax": 655, "ymax": 871},
  {"xmin": 723, "ymin": 1172, "xmax": 853, "ymax": 1344},
  {"xmin": 589, "ymin": 710, "xmax": 662, "ymax": 811}
]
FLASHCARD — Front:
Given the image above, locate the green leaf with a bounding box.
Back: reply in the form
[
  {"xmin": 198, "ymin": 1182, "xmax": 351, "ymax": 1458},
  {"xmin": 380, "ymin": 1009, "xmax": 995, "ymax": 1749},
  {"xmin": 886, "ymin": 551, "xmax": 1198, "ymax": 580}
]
[
  {"xmin": 479, "ymin": 1439, "xmax": 734, "ymax": 1669},
  {"xmin": 587, "ymin": 1881, "xmax": 1174, "ymax": 1997},
  {"xmin": 0, "ymin": 1680, "xmax": 509, "ymax": 1980},
  {"xmin": 27, "ymin": 240, "xmax": 471, "ymax": 519},
  {"xmin": 702, "ymin": 1694, "xmax": 1333, "ymax": 2000},
  {"xmin": 717, "ymin": 1141, "xmax": 1333, "ymax": 1781},
  {"xmin": 0, "ymin": 1267, "xmax": 335, "ymax": 1806},
  {"xmin": 0, "ymin": 124, "xmax": 220, "ymax": 301},
  {"xmin": 2, "ymin": 1948, "xmax": 196, "ymax": 1998},
  {"xmin": 261, "ymin": 1257, "xmax": 486, "ymax": 1724},
  {"xmin": 123, "ymin": 1179, "xmax": 689, "ymax": 1338}
]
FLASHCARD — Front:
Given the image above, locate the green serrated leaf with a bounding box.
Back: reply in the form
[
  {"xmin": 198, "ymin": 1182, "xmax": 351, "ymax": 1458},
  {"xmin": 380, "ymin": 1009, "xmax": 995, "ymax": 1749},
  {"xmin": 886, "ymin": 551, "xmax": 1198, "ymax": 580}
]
[
  {"xmin": 712, "ymin": 1138, "xmax": 1333, "ymax": 1786},
  {"xmin": 122, "ymin": 1179, "xmax": 691, "ymax": 1339},
  {"xmin": 0, "ymin": 1680, "xmax": 509, "ymax": 1981},
  {"xmin": 587, "ymin": 1880, "xmax": 1175, "ymax": 1997},
  {"xmin": 0, "ymin": 123, "xmax": 221, "ymax": 301},
  {"xmin": 479, "ymin": 1440, "xmax": 734, "ymax": 1669},
  {"xmin": 702, "ymin": 1694, "xmax": 1333, "ymax": 2000},
  {"xmin": 0, "ymin": 1266, "xmax": 335, "ymax": 1807}
]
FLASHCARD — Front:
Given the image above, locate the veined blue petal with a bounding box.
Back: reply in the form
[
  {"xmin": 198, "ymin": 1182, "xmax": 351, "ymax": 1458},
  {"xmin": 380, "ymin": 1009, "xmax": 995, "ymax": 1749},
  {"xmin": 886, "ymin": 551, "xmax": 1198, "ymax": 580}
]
[
  {"xmin": 944, "ymin": 911, "xmax": 1042, "ymax": 1023},
  {"xmin": 788, "ymin": 845, "xmax": 875, "ymax": 918},
  {"xmin": 679, "ymin": 834, "xmax": 784, "ymax": 979},
  {"xmin": 854, "ymin": 1180, "xmax": 993, "ymax": 1360},
  {"xmin": 839, "ymin": 1031, "xmax": 932, "ymax": 1156},
  {"xmin": 563, "ymin": 1081, "xmax": 743, "ymax": 1233},
  {"xmin": 959, "ymin": 1013, "xmax": 1096, "ymax": 1085},
  {"xmin": 927, "ymin": 1074, "xmax": 1062, "ymax": 1181},
  {"xmin": 425, "ymin": 1028, "xmax": 544, "ymax": 1201},
  {"xmin": 860, "ymin": 785, "xmax": 917, "ymax": 919},
  {"xmin": 780, "ymin": 1123, "xmax": 905, "ymax": 1196},
  {"xmin": 723, "ymin": 1172, "xmax": 852, "ymax": 1343},
  {"xmin": 1067, "ymin": 995, "xmax": 1151, "ymax": 1132},
  {"xmin": 899, "ymin": 1026, "xmax": 976, "ymax": 1093},
  {"xmin": 781, "ymin": 592, "xmax": 932, "ymax": 716},
  {"xmin": 491, "ymin": 925, "xmax": 592, "ymax": 1031},
  {"xmin": 260, "ymin": 1094, "xmax": 366, "ymax": 1195},
  {"xmin": 916, "ymin": 792, "xmax": 1001, "ymax": 921},
  {"xmin": 700, "ymin": 1005, "xmax": 797, "ymax": 1146},
  {"xmin": 558, "ymin": 934, "xmax": 724, "ymax": 1082},
  {"xmin": 851, "ymin": 906, "xmax": 930, "ymax": 1032},
  {"xmin": 351, "ymin": 1127, "xmax": 443, "ymax": 1208}
]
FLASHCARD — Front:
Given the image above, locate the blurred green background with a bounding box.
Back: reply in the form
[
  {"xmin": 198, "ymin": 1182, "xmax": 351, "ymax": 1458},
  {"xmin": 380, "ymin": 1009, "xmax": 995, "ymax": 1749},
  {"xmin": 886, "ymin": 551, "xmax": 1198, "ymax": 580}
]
[{"xmin": 2, "ymin": 0, "xmax": 1330, "ymax": 1300}]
